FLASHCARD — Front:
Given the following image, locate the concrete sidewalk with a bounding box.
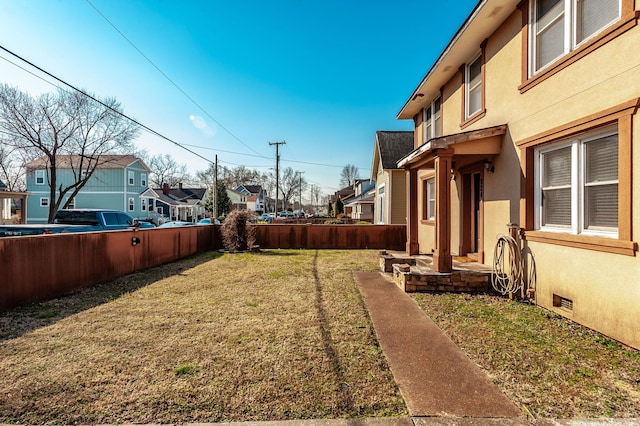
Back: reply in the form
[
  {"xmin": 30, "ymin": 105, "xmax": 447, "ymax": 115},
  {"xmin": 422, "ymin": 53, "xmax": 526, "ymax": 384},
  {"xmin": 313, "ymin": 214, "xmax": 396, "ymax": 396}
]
[{"xmin": 355, "ymin": 271, "xmax": 522, "ymax": 419}]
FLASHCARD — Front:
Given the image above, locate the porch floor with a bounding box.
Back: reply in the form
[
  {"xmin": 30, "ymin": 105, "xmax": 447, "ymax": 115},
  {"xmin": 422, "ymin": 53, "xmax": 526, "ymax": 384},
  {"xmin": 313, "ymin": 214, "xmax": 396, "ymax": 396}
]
[{"xmin": 379, "ymin": 251, "xmax": 493, "ymax": 293}]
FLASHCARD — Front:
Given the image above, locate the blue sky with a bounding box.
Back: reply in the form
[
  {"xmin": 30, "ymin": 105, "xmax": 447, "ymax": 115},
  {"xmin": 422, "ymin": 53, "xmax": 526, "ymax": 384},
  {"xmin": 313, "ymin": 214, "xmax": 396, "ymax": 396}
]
[{"xmin": 0, "ymin": 0, "xmax": 478, "ymax": 196}]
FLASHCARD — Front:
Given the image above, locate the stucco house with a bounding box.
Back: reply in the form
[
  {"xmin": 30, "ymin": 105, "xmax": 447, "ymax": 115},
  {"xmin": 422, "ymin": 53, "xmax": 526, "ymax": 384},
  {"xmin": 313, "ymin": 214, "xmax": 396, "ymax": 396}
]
[
  {"xmin": 371, "ymin": 131, "xmax": 414, "ymax": 224},
  {"xmin": 24, "ymin": 154, "xmax": 151, "ymax": 223},
  {"xmin": 397, "ymin": 0, "xmax": 640, "ymax": 349}
]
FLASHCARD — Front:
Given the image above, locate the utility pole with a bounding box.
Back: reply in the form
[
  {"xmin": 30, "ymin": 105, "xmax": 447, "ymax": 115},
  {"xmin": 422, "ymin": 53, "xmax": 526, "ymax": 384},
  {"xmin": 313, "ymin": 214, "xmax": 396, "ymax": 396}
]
[
  {"xmin": 213, "ymin": 155, "xmax": 218, "ymax": 218},
  {"xmin": 269, "ymin": 141, "xmax": 285, "ymax": 213},
  {"xmin": 298, "ymin": 171, "xmax": 305, "ymax": 214}
]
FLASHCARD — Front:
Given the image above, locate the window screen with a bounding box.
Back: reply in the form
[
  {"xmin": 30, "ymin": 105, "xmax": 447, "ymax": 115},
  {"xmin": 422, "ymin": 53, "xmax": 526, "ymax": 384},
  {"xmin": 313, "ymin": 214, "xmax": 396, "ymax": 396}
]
[{"xmin": 576, "ymin": 0, "xmax": 620, "ymax": 44}]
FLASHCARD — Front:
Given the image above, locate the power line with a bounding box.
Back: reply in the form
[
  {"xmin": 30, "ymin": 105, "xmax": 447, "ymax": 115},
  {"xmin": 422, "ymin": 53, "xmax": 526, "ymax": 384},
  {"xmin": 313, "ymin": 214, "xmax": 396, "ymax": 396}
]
[
  {"xmin": 0, "ymin": 43, "xmax": 214, "ymax": 166},
  {"xmin": 84, "ymin": 0, "xmax": 265, "ymax": 158}
]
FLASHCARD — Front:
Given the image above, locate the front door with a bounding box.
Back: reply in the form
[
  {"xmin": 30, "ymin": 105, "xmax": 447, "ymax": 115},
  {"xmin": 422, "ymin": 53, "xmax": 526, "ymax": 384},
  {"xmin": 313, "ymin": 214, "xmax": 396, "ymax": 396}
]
[{"xmin": 461, "ymin": 167, "xmax": 484, "ymax": 262}]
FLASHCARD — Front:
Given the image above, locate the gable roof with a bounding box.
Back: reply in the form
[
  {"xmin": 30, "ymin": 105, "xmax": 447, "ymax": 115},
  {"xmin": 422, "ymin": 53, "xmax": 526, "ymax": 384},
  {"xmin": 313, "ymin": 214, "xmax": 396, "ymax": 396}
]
[
  {"xmin": 237, "ymin": 184, "xmax": 262, "ymax": 195},
  {"xmin": 152, "ymin": 187, "xmax": 207, "ymax": 206},
  {"xmin": 24, "ymin": 154, "xmax": 150, "ymax": 171},
  {"xmin": 375, "ymin": 131, "xmax": 415, "ymax": 169}
]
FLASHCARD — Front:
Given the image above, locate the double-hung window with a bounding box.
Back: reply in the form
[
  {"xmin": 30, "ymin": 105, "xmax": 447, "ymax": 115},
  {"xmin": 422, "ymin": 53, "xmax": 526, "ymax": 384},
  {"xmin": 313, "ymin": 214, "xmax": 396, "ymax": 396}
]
[
  {"xmin": 465, "ymin": 54, "xmax": 483, "ymax": 119},
  {"xmin": 128, "ymin": 197, "xmax": 135, "ymax": 212},
  {"xmin": 35, "ymin": 170, "xmax": 45, "ymax": 185},
  {"xmin": 424, "ymin": 178, "xmax": 436, "ymax": 221},
  {"xmin": 536, "ymin": 126, "xmax": 618, "ymax": 237},
  {"xmin": 530, "ymin": 0, "xmax": 621, "ymax": 75},
  {"xmin": 423, "ymin": 98, "xmax": 441, "ymax": 142},
  {"xmin": 128, "ymin": 171, "xmax": 135, "ymax": 186}
]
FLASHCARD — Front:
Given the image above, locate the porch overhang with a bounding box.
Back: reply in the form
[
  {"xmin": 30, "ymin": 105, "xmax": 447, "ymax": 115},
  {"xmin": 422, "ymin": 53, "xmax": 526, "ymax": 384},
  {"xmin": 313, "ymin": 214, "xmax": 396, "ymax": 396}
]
[{"xmin": 398, "ymin": 125, "xmax": 506, "ymax": 170}]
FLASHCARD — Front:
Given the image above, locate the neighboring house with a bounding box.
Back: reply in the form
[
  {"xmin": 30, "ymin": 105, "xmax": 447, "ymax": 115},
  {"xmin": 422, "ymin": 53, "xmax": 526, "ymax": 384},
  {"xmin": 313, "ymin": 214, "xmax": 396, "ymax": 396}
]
[
  {"xmin": 236, "ymin": 184, "xmax": 265, "ymax": 213},
  {"xmin": 146, "ymin": 183, "xmax": 208, "ymax": 222},
  {"xmin": 396, "ymin": 0, "xmax": 640, "ymax": 349},
  {"xmin": 0, "ymin": 180, "xmax": 28, "ymax": 224},
  {"xmin": 227, "ymin": 188, "xmax": 247, "ymax": 211},
  {"xmin": 24, "ymin": 155, "xmax": 151, "ymax": 224},
  {"xmin": 340, "ymin": 179, "xmax": 375, "ymax": 219},
  {"xmin": 344, "ymin": 185, "xmax": 376, "ymax": 222},
  {"xmin": 371, "ymin": 130, "xmax": 414, "ymax": 224}
]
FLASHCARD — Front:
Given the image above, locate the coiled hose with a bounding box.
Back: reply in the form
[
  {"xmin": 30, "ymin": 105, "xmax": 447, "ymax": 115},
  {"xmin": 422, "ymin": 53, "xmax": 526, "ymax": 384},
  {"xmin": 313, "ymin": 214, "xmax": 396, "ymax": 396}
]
[{"xmin": 491, "ymin": 234, "xmax": 523, "ymax": 295}]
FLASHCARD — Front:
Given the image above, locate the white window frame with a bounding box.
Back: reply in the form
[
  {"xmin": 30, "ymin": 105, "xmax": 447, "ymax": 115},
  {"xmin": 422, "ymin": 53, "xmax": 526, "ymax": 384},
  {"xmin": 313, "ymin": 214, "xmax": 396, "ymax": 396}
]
[
  {"xmin": 529, "ymin": 0, "xmax": 622, "ymax": 76},
  {"xmin": 377, "ymin": 184, "xmax": 385, "ymax": 224},
  {"xmin": 465, "ymin": 53, "xmax": 483, "ymax": 119},
  {"xmin": 40, "ymin": 197, "xmax": 49, "ymax": 207},
  {"xmin": 35, "ymin": 170, "xmax": 45, "ymax": 185},
  {"xmin": 66, "ymin": 197, "xmax": 75, "ymax": 209},
  {"xmin": 425, "ymin": 179, "xmax": 436, "ymax": 221},
  {"xmin": 128, "ymin": 197, "xmax": 135, "ymax": 212},
  {"xmin": 141, "ymin": 173, "xmax": 147, "ymax": 187},
  {"xmin": 423, "ymin": 97, "xmax": 442, "ymax": 142},
  {"xmin": 141, "ymin": 198, "xmax": 147, "ymax": 211},
  {"xmin": 128, "ymin": 171, "xmax": 135, "ymax": 186},
  {"xmin": 534, "ymin": 125, "xmax": 618, "ymax": 238}
]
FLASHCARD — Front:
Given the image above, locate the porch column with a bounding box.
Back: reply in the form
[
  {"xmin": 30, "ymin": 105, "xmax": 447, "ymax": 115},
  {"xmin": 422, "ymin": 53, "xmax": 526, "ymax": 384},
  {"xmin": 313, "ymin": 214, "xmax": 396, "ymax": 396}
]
[
  {"xmin": 433, "ymin": 149, "xmax": 453, "ymax": 272},
  {"xmin": 406, "ymin": 168, "xmax": 419, "ymax": 255}
]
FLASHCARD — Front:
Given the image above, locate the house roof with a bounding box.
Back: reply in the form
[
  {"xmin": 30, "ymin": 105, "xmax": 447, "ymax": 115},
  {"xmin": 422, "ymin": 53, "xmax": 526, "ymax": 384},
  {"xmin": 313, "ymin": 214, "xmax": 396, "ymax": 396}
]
[
  {"xmin": 24, "ymin": 154, "xmax": 150, "ymax": 171},
  {"xmin": 397, "ymin": 0, "xmax": 518, "ymax": 120},
  {"xmin": 375, "ymin": 131, "xmax": 415, "ymax": 170},
  {"xmin": 237, "ymin": 184, "xmax": 262, "ymax": 195},
  {"xmin": 152, "ymin": 187, "xmax": 207, "ymax": 206}
]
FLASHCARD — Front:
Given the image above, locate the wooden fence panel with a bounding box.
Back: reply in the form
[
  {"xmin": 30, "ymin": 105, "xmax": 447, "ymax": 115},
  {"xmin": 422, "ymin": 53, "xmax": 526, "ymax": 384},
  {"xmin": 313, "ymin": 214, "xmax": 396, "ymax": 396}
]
[{"xmin": 0, "ymin": 224, "xmax": 404, "ymax": 310}]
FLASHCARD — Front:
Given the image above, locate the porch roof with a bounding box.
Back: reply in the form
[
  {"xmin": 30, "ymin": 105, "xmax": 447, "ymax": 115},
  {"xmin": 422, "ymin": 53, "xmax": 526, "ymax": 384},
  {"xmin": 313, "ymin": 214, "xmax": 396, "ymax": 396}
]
[{"xmin": 397, "ymin": 124, "xmax": 506, "ymax": 169}]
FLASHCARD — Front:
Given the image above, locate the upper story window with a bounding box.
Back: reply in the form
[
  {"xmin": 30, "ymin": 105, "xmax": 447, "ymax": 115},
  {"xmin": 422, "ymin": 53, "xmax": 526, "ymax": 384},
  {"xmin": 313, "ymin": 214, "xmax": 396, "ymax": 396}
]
[
  {"xmin": 128, "ymin": 171, "xmax": 135, "ymax": 186},
  {"xmin": 423, "ymin": 98, "xmax": 442, "ymax": 142},
  {"xmin": 141, "ymin": 173, "xmax": 147, "ymax": 187},
  {"xmin": 530, "ymin": 0, "xmax": 621, "ymax": 75},
  {"xmin": 35, "ymin": 170, "xmax": 45, "ymax": 185},
  {"xmin": 466, "ymin": 55, "xmax": 483, "ymax": 118},
  {"xmin": 535, "ymin": 126, "xmax": 618, "ymax": 237}
]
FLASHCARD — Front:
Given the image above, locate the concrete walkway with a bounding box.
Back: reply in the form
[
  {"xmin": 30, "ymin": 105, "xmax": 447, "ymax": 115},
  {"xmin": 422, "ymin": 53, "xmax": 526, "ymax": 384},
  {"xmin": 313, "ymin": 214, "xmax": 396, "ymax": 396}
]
[{"xmin": 355, "ymin": 271, "xmax": 522, "ymax": 419}]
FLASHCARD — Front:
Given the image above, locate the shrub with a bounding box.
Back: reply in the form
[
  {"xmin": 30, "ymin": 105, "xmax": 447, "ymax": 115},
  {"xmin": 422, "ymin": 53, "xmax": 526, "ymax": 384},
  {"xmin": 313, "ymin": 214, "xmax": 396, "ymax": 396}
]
[{"xmin": 220, "ymin": 210, "xmax": 256, "ymax": 252}]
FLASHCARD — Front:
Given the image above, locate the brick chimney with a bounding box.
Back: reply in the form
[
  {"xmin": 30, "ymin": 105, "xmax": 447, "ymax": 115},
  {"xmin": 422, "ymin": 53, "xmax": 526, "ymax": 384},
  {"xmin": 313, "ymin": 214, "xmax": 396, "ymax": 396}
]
[{"xmin": 162, "ymin": 183, "xmax": 170, "ymax": 195}]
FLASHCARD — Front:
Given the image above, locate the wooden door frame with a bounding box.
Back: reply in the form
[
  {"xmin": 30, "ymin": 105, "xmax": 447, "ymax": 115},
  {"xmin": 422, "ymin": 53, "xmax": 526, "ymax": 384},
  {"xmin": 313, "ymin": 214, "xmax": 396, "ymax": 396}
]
[{"xmin": 459, "ymin": 163, "xmax": 485, "ymax": 263}]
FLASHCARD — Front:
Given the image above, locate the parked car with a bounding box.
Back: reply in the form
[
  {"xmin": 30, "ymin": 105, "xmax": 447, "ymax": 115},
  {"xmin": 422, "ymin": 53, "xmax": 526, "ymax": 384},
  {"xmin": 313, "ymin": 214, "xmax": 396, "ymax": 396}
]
[
  {"xmin": 157, "ymin": 221, "xmax": 195, "ymax": 228},
  {"xmin": 0, "ymin": 209, "xmax": 154, "ymax": 237},
  {"xmin": 258, "ymin": 213, "xmax": 273, "ymax": 223},
  {"xmin": 197, "ymin": 218, "xmax": 220, "ymax": 225}
]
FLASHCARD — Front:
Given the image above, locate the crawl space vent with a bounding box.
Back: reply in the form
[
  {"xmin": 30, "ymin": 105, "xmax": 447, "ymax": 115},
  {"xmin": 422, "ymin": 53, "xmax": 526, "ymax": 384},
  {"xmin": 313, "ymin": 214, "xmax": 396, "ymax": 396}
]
[{"xmin": 553, "ymin": 294, "xmax": 573, "ymax": 311}]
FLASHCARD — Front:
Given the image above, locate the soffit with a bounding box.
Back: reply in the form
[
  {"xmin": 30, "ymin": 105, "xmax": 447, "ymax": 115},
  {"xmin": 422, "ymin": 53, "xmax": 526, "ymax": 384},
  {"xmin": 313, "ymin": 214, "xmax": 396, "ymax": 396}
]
[
  {"xmin": 397, "ymin": 0, "xmax": 520, "ymax": 120},
  {"xmin": 398, "ymin": 124, "xmax": 506, "ymax": 169}
]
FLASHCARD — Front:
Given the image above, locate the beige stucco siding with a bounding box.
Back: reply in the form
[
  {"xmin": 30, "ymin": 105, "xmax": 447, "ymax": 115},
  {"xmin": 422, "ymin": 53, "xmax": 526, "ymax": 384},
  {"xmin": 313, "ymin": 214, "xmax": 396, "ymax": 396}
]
[{"xmin": 409, "ymin": 4, "xmax": 640, "ymax": 348}]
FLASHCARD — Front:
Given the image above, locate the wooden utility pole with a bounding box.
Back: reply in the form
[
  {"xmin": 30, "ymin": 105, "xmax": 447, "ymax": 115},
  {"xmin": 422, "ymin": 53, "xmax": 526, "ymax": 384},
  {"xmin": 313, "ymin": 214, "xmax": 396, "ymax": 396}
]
[
  {"xmin": 269, "ymin": 141, "xmax": 285, "ymax": 212},
  {"xmin": 214, "ymin": 154, "xmax": 218, "ymax": 218}
]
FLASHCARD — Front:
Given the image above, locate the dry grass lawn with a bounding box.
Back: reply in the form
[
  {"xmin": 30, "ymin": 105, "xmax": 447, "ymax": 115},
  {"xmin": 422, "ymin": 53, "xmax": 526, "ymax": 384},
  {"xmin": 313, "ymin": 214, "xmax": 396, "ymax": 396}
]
[
  {"xmin": 0, "ymin": 249, "xmax": 406, "ymax": 424},
  {"xmin": 3, "ymin": 249, "xmax": 640, "ymax": 423},
  {"xmin": 412, "ymin": 293, "xmax": 640, "ymax": 419}
]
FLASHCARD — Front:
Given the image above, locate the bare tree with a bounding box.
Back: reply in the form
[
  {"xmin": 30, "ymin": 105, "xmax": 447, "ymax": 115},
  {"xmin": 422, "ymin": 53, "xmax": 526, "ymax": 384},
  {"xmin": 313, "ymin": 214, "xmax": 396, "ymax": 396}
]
[
  {"xmin": 309, "ymin": 184, "xmax": 322, "ymax": 211},
  {"xmin": 340, "ymin": 164, "xmax": 359, "ymax": 188},
  {"xmin": 0, "ymin": 144, "xmax": 29, "ymax": 191},
  {"xmin": 146, "ymin": 153, "xmax": 190, "ymax": 188},
  {"xmin": 0, "ymin": 84, "xmax": 140, "ymax": 222},
  {"xmin": 278, "ymin": 167, "xmax": 307, "ymax": 210}
]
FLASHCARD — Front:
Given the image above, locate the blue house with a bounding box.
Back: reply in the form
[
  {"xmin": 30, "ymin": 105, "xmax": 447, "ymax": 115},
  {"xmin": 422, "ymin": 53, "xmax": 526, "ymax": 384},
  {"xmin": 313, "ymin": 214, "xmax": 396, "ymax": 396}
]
[{"xmin": 24, "ymin": 154, "xmax": 152, "ymax": 224}]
